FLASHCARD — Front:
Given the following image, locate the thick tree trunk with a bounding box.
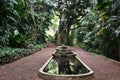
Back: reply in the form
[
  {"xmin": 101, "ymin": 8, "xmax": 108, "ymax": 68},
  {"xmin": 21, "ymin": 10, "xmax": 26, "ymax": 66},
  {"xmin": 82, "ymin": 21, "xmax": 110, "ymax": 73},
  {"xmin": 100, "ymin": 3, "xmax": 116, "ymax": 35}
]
[
  {"xmin": 65, "ymin": 24, "xmax": 71, "ymax": 45},
  {"xmin": 56, "ymin": 33, "xmax": 62, "ymax": 46},
  {"xmin": 56, "ymin": 12, "xmax": 66, "ymax": 45}
]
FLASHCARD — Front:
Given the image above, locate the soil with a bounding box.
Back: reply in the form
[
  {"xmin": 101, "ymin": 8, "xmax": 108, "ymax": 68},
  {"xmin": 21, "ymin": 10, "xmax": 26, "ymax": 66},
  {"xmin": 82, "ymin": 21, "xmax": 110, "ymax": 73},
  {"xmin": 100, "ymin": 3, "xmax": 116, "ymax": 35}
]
[{"xmin": 0, "ymin": 44, "xmax": 120, "ymax": 80}]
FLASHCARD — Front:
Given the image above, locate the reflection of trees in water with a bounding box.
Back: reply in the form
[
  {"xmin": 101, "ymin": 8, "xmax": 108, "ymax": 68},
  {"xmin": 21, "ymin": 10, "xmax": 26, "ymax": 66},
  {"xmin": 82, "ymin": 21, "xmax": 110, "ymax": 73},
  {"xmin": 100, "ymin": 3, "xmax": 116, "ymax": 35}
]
[
  {"xmin": 44, "ymin": 57, "xmax": 90, "ymax": 74},
  {"xmin": 58, "ymin": 57, "xmax": 72, "ymax": 74},
  {"xmin": 55, "ymin": 57, "xmax": 90, "ymax": 74}
]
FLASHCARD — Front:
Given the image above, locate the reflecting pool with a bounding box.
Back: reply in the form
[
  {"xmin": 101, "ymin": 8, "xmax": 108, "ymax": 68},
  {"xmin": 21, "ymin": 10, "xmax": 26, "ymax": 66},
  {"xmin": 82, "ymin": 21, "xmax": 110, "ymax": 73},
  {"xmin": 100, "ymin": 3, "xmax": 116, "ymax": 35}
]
[{"xmin": 44, "ymin": 57, "xmax": 89, "ymax": 74}]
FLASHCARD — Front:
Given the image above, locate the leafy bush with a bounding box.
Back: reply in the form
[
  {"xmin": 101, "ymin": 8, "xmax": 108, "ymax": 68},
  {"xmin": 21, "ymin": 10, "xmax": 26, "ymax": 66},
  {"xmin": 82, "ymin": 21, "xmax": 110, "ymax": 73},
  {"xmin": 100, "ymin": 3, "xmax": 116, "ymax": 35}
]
[
  {"xmin": 0, "ymin": 0, "xmax": 54, "ymax": 47},
  {"xmin": 0, "ymin": 47, "xmax": 27, "ymax": 58},
  {"xmin": 0, "ymin": 43, "xmax": 46, "ymax": 64},
  {"xmin": 27, "ymin": 43, "xmax": 46, "ymax": 50},
  {"xmin": 8, "ymin": 29, "xmax": 29, "ymax": 48},
  {"xmin": 76, "ymin": 0, "xmax": 120, "ymax": 61}
]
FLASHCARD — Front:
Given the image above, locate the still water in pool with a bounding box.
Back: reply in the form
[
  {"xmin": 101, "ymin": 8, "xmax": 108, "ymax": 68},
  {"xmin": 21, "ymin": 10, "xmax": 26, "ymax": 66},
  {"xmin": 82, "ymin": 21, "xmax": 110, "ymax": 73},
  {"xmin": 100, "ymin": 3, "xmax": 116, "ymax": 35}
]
[{"xmin": 43, "ymin": 57, "xmax": 90, "ymax": 74}]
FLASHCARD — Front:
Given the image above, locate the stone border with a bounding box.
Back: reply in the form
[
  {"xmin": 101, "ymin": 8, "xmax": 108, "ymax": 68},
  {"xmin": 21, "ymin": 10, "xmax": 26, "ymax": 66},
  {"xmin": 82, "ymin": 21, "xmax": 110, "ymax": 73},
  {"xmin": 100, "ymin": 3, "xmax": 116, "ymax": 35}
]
[{"xmin": 38, "ymin": 52, "xmax": 94, "ymax": 80}]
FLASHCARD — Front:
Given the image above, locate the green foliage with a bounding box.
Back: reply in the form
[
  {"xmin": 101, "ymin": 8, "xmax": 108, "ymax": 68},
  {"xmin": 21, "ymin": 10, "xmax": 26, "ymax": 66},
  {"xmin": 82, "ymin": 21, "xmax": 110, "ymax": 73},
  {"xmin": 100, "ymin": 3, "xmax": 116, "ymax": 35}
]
[
  {"xmin": 96, "ymin": 0, "xmax": 113, "ymax": 10},
  {"xmin": 8, "ymin": 30, "xmax": 29, "ymax": 48},
  {"xmin": 75, "ymin": 0, "xmax": 120, "ymax": 61},
  {"xmin": 27, "ymin": 43, "xmax": 46, "ymax": 50},
  {"xmin": 54, "ymin": 0, "xmax": 91, "ymax": 45},
  {"xmin": 0, "ymin": 0, "xmax": 54, "ymax": 47},
  {"xmin": 0, "ymin": 43, "xmax": 46, "ymax": 64},
  {"xmin": 0, "ymin": 0, "xmax": 54, "ymax": 63},
  {"xmin": 0, "ymin": 47, "xmax": 27, "ymax": 58}
]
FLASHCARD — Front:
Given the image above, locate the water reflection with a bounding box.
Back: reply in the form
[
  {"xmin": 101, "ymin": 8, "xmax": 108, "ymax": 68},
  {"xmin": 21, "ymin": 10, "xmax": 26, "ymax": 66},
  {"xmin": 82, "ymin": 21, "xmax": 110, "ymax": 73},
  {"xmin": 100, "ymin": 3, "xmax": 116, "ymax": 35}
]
[{"xmin": 43, "ymin": 57, "xmax": 89, "ymax": 74}]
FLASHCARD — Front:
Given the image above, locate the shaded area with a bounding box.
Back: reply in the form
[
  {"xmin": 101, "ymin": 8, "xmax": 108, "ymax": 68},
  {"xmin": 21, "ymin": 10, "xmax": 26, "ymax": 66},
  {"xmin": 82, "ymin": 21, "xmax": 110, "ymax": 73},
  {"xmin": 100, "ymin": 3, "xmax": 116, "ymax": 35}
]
[{"xmin": 0, "ymin": 46, "xmax": 120, "ymax": 80}]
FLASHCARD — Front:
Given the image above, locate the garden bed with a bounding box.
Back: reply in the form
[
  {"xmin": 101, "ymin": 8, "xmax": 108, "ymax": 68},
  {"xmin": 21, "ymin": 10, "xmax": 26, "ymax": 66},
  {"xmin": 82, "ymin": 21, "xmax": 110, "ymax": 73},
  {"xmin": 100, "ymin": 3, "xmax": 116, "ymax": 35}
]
[{"xmin": 0, "ymin": 44, "xmax": 46, "ymax": 65}]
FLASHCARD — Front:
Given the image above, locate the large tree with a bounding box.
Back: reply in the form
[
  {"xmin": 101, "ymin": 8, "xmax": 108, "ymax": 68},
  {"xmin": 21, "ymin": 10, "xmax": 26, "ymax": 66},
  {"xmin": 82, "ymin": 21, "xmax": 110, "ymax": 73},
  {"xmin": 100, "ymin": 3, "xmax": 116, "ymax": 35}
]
[{"xmin": 55, "ymin": 0, "xmax": 91, "ymax": 45}]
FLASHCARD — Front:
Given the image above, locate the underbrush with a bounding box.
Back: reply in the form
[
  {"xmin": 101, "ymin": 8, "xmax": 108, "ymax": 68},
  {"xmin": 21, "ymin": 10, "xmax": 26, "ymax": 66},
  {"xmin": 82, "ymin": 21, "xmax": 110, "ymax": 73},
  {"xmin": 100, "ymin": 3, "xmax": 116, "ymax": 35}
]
[{"xmin": 0, "ymin": 43, "xmax": 46, "ymax": 65}]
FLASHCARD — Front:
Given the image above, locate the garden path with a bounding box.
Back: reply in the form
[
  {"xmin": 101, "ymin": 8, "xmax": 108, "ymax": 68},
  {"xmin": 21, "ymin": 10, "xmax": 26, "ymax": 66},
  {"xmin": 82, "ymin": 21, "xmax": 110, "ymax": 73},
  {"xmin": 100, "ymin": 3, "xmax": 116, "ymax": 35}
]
[{"xmin": 0, "ymin": 44, "xmax": 120, "ymax": 80}]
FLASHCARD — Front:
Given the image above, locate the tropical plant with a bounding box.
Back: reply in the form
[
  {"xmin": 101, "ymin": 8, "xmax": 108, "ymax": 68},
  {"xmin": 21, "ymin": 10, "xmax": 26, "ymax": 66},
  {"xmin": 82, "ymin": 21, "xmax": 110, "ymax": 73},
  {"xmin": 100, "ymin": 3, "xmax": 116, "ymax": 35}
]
[
  {"xmin": 0, "ymin": 0, "xmax": 54, "ymax": 47},
  {"xmin": 75, "ymin": 0, "xmax": 120, "ymax": 61}
]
